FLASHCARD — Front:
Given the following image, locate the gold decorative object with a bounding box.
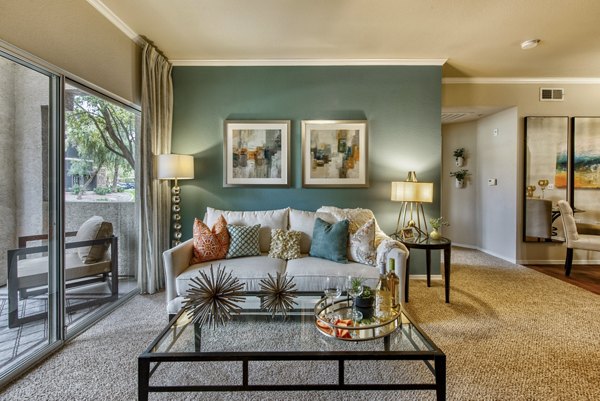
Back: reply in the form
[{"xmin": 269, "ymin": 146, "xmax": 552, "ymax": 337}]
[
  {"xmin": 526, "ymin": 185, "xmax": 536, "ymax": 197},
  {"xmin": 183, "ymin": 265, "xmax": 245, "ymax": 329},
  {"xmin": 259, "ymin": 273, "xmax": 298, "ymax": 317},
  {"xmin": 538, "ymin": 179, "xmax": 549, "ymax": 199}
]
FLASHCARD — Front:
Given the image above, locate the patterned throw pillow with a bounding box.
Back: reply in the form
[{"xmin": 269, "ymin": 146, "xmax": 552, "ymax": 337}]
[
  {"xmin": 190, "ymin": 216, "xmax": 230, "ymax": 265},
  {"xmin": 226, "ymin": 224, "xmax": 261, "ymax": 259},
  {"xmin": 348, "ymin": 218, "xmax": 377, "ymax": 266},
  {"xmin": 268, "ymin": 229, "xmax": 302, "ymax": 260}
]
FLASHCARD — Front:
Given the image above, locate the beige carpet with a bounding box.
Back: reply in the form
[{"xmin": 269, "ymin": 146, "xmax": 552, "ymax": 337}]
[{"xmin": 0, "ymin": 247, "xmax": 599, "ymax": 400}]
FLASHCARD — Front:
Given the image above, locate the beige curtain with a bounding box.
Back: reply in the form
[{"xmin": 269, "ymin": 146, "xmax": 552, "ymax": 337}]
[{"xmin": 138, "ymin": 40, "xmax": 173, "ymax": 294}]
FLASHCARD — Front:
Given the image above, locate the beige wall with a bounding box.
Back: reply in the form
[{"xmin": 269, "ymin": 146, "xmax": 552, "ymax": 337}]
[
  {"xmin": 0, "ymin": 0, "xmax": 141, "ymax": 104},
  {"xmin": 442, "ymin": 108, "xmax": 518, "ymax": 262},
  {"xmin": 442, "ymin": 83, "xmax": 600, "ymax": 264}
]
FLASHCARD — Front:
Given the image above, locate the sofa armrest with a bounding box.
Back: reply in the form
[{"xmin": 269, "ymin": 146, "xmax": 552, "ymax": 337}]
[
  {"xmin": 163, "ymin": 238, "xmax": 194, "ymax": 303},
  {"xmin": 376, "ymin": 235, "xmax": 409, "ymax": 305}
]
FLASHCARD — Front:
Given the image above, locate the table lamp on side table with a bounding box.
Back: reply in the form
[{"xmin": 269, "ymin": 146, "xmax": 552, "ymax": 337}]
[
  {"xmin": 391, "ymin": 171, "xmax": 433, "ymax": 237},
  {"xmin": 157, "ymin": 154, "xmax": 194, "ymax": 246}
]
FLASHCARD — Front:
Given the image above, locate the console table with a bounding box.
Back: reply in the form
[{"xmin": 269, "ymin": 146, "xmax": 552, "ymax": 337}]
[{"xmin": 399, "ymin": 237, "xmax": 452, "ymax": 303}]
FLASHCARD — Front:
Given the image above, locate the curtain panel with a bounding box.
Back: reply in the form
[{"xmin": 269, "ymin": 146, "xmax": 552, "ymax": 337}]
[{"xmin": 138, "ymin": 40, "xmax": 173, "ymax": 294}]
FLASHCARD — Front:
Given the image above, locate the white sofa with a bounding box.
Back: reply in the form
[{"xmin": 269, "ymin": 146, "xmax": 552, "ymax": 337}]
[{"xmin": 163, "ymin": 207, "xmax": 409, "ymax": 314}]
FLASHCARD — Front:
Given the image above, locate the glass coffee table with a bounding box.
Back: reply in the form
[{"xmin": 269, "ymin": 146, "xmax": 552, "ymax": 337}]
[{"xmin": 138, "ymin": 293, "xmax": 446, "ymax": 400}]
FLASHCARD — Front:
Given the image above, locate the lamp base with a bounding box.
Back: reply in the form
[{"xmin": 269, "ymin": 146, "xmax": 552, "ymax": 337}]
[
  {"xmin": 395, "ymin": 201, "xmax": 429, "ymax": 238},
  {"xmin": 172, "ymin": 185, "xmax": 182, "ymax": 246}
]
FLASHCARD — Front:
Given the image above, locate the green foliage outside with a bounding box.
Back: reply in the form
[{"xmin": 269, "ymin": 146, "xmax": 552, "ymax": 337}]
[{"xmin": 66, "ymin": 90, "xmax": 137, "ymax": 198}]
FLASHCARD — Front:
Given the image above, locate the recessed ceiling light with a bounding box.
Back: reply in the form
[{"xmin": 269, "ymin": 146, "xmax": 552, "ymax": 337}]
[{"xmin": 521, "ymin": 39, "xmax": 541, "ymax": 50}]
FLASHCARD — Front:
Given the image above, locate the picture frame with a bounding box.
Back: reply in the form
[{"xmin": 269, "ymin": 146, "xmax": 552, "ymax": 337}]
[
  {"xmin": 572, "ymin": 117, "xmax": 600, "ymax": 190},
  {"xmin": 400, "ymin": 227, "xmax": 415, "ymax": 241},
  {"xmin": 224, "ymin": 120, "xmax": 290, "ymax": 187},
  {"xmin": 301, "ymin": 120, "xmax": 368, "ymax": 188}
]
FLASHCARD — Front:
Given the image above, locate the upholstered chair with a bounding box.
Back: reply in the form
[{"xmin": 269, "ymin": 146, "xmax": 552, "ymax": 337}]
[{"xmin": 557, "ymin": 200, "xmax": 600, "ymax": 276}]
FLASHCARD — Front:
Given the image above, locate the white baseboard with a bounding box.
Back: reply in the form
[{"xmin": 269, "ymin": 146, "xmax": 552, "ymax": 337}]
[
  {"xmin": 411, "ymin": 274, "xmax": 443, "ymax": 280},
  {"xmin": 517, "ymin": 259, "xmax": 600, "ymax": 265}
]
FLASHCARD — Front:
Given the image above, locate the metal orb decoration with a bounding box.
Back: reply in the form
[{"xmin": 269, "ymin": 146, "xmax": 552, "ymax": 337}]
[
  {"xmin": 259, "ymin": 273, "xmax": 298, "ymax": 317},
  {"xmin": 183, "ymin": 265, "xmax": 245, "ymax": 329}
]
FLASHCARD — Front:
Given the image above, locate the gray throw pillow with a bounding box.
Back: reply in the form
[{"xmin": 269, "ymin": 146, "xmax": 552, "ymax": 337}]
[{"xmin": 309, "ymin": 218, "xmax": 349, "ymax": 263}]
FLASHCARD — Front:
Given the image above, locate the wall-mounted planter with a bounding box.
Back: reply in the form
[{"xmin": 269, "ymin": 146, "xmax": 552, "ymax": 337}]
[
  {"xmin": 453, "ymin": 148, "xmax": 466, "ymax": 167},
  {"xmin": 450, "ymin": 168, "xmax": 469, "ymax": 188}
]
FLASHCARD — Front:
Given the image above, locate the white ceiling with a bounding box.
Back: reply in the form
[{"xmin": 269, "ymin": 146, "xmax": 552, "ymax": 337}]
[{"xmin": 90, "ymin": 0, "xmax": 600, "ymax": 78}]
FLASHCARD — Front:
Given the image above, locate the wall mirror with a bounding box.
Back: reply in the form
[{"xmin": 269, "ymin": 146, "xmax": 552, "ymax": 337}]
[
  {"xmin": 572, "ymin": 117, "xmax": 600, "ymax": 230},
  {"xmin": 523, "ymin": 116, "xmax": 569, "ymax": 242}
]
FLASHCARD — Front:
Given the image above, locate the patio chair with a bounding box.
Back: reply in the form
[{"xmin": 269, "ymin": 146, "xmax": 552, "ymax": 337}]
[{"xmin": 7, "ymin": 216, "xmax": 118, "ymax": 328}]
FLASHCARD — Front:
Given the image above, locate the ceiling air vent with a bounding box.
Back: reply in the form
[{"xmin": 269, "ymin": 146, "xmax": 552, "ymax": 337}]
[
  {"xmin": 540, "ymin": 88, "xmax": 564, "ymax": 101},
  {"xmin": 441, "ymin": 112, "xmax": 475, "ymax": 123}
]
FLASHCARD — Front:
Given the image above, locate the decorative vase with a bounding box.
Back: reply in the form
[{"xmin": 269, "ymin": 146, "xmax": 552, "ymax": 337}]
[
  {"xmin": 455, "ymin": 178, "xmax": 464, "ymax": 188},
  {"xmin": 429, "ymin": 229, "xmax": 441, "ymax": 240},
  {"xmin": 455, "ymin": 156, "xmax": 464, "ymax": 167},
  {"xmin": 354, "ymin": 296, "xmax": 374, "ymax": 319}
]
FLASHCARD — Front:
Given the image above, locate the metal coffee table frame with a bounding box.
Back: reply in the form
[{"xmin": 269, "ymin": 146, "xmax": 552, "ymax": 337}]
[{"xmin": 138, "ymin": 294, "xmax": 446, "ymax": 400}]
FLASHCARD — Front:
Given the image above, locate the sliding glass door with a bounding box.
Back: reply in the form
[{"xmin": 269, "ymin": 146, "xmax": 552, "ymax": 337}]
[
  {"xmin": 0, "ymin": 50, "xmax": 62, "ymax": 380},
  {"xmin": 63, "ymin": 80, "xmax": 139, "ymax": 334},
  {"xmin": 0, "ymin": 46, "xmax": 139, "ymax": 385}
]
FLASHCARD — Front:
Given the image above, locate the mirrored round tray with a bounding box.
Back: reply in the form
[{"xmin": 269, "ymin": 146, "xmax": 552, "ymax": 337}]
[{"xmin": 314, "ymin": 297, "xmax": 402, "ymax": 341}]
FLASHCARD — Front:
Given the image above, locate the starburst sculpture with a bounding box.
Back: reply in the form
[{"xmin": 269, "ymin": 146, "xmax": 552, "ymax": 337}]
[
  {"xmin": 183, "ymin": 265, "xmax": 245, "ymax": 329},
  {"xmin": 259, "ymin": 273, "xmax": 298, "ymax": 317}
]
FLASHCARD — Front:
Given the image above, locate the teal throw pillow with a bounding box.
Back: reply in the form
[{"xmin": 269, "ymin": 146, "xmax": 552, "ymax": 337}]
[
  {"xmin": 226, "ymin": 224, "xmax": 261, "ymax": 258},
  {"xmin": 309, "ymin": 218, "xmax": 349, "ymax": 263}
]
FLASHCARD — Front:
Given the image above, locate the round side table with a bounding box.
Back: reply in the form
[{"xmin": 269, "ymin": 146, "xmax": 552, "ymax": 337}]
[{"xmin": 398, "ymin": 236, "xmax": 452, "ymax": 303}]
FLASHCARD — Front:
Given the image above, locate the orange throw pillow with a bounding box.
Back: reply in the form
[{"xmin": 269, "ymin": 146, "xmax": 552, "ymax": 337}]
[{"xmin": 190, "ymin": 216, "xmax": 230, "ymax": 265}]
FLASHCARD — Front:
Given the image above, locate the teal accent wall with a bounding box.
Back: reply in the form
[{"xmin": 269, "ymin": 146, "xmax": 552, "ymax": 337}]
[{"xmin": 172, "ymin": 66, "xmax": 442, "ymax": 274}]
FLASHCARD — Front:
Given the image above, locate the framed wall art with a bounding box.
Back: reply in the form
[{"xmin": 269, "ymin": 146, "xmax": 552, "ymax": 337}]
[
  {"xmin": 301, "ymin": 120, "xmax": 368, "ymax": 188},
  {"xmin": 223, "ymin": 120, "xmax": 290, "ymax": 187}
]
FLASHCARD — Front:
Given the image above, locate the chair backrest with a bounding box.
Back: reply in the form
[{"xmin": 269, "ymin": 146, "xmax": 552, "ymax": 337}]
[{"xmin": 557, "ymin": 200, "xmax": 579, "ymax": 246}]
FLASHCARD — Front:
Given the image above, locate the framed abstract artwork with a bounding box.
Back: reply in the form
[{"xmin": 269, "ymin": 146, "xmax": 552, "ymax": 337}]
[
  {"xmin": 572, "ymin": 117, "xmax": 600, "ymax": 189},
  {"xmin": 301, "ymin": 120, "xmax": 368, "ymax": 188},
  {"xmin": 223, "ymin": 120, "xmax": 290, "ymax": 187}
]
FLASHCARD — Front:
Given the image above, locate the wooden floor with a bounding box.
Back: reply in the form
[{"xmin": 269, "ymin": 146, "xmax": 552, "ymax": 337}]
[{"xmin": 525, "ymin": 264, "xmax": 600, "ymax": 295}]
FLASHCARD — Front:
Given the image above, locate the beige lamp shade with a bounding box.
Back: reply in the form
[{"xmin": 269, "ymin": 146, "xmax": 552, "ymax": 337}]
[
  {"xmin": 391, "ymin": 181, "xmax": 433, "ymax": 203},
  {"xmin": 157, "ymin": 154, "xmax": 194, "ymax": 180}
]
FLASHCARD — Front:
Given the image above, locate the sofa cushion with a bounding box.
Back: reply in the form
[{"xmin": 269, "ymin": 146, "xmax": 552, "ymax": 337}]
[
  {"xmin": 227, "ymin": 224, "xmax": 261, "ymax": 258},
  {"xmin": 285, "ymin": 256, "xmax": 379, "ymax": 292},
  {"xmin": 177, "ymin": 256, "xmax": 286, "ymax": 294},
  {"xmin": 309, "ymin": 218, "xmax": 349, "ymax": 263},
  {"xmin": 288, "ymin": 209, "xmax": 335, "ymax": 254},
  {"xmin": 318, "ymin": 206, "xmax": 388, "ymax": 248},
  {"xmin": 74, "ymin": 216, "xmax": 113, "ymax": 263},
  {"xmin": 190, "ymin": 216, "xmax": 229, "ymax": 264},
  {"xmin": 268, "ymin": 229, "xmax": 301, "ymax": 260},
  {"xmin": 348, "ymin": 218, "xmax": 376, "ymax": 266},
  {"xmin": 205, "ymin": 207, "xmax": 289, "ymax": 253}
]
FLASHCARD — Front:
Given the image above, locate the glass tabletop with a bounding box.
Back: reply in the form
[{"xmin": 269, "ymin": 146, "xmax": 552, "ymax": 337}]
[
  {"xmin": 399, "ymin": 236, "xmax": 451, "ymax": 246},
  {"xmin": 148, "ymin": 295, "xmax": 438, "ymax": 356}
]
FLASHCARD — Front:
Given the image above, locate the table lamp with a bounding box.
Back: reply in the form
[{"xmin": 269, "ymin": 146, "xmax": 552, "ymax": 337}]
[
  {"xmin": 391, "ymin": 171, "xmax": 433, "ymax": 237},
  {"xmin": 157, "ymin": 154, "xmax": 194, "ymax": 246}
]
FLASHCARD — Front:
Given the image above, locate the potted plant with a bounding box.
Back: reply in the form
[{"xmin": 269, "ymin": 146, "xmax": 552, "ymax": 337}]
[
  {"xmin": 351, "ymin": 278, "xmax": 375, "ymax": 319},
  {"xmin": 429, "ymin": 217, "xmax": 449, "ymax": 240},
  {"xmin": 453, "ymin": 148, "xmax": 465, "ymax": 167},
  {"xmin": 450, "ymin": 169, "xmax": 470, "ymax": 188}
]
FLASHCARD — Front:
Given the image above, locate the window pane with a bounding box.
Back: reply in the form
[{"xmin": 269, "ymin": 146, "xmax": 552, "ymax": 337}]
[
  {"xmin": 63, "ymin": 82, "xmax": 139, "ymax": 332},
  {"xmin": 0, "ymin": 53, "xmax": 53, "ymax": 376}
]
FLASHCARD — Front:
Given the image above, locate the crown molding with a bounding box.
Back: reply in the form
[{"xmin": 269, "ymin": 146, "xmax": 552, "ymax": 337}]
[
  {"xmin": 171, "ymin": 58, "xmax": 447, "ymax": 67},
  {"xmin": 443, "ymin": 77, "xmax": 600, "ymax": 84},
  {"xmin": 86, "ymin": 0, "xmax": 144, "ymax": 45}
]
